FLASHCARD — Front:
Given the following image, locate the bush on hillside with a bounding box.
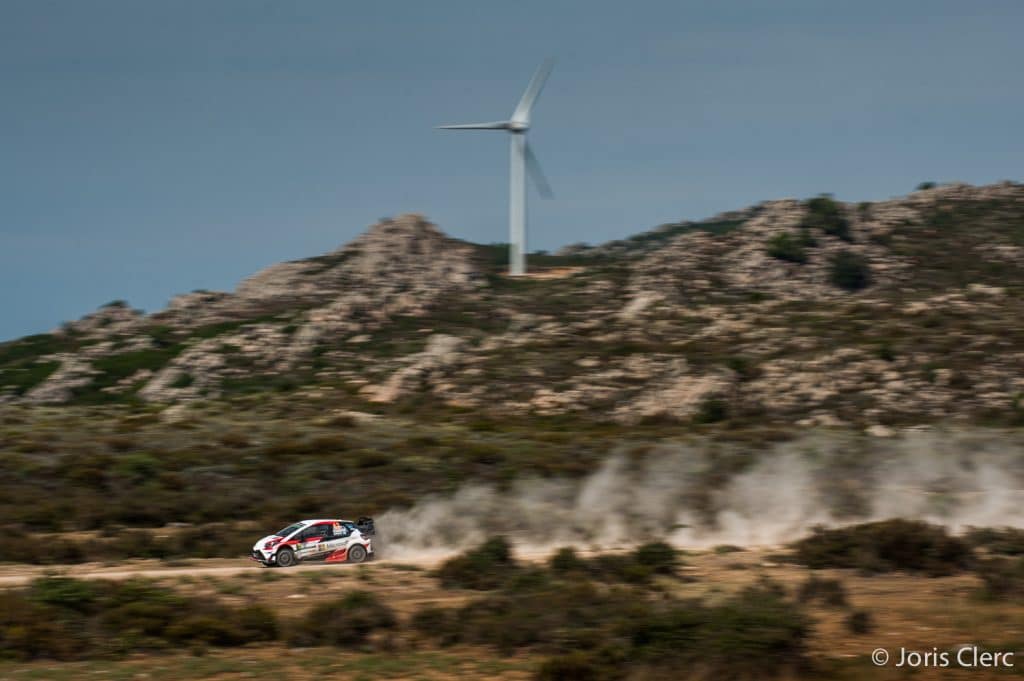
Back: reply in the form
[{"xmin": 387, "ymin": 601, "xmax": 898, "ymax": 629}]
[
  {"xmin": 546, "ymin": 543, "xmax": 680, "ymax": 585},
  {"xmin": 796, "ymin": 575, "xmax": 848, "ymax": 608},
  {"xmin": 974, "ymin": 557, "xmax": 1024, "ymax": 600},
  {"xmin": 964, "ymin": 527, "xmax": 1024, "ymax": 556},
  {"xmin": 829, "ymin": 251, "xmax": 872, "ymax": 291},
  {"xmin": 802, "ymin": 195, "xmax": 852, "ymax": 241},
  {"xmin": 288, "ymin": 591, "xmax": 396, "ymax": 647},
  {"xmin": 791, "ymin": 520, "xmax": 973, "ymax": 576},
  {"xmin": 766, "ymin": 232, "xmax": 810, "ymax": 264},
  {"xmin": 436, "ymin": 536, "xmax": 518, "ymax": 590}
]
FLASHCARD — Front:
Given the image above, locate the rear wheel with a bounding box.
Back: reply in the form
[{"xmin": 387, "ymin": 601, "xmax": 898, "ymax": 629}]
[
  {"xmin": 347, "ymin": 544, "xmax": 367, "ymax": 564},
  {"xmin": 276, "ymin": 548, "xmax": 296, "ymax": 568}
]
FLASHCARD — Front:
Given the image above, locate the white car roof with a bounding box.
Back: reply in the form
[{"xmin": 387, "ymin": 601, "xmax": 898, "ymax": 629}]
[{"xmin": 298, "ymin": 518, "xmax": 352, "ymax": 524}]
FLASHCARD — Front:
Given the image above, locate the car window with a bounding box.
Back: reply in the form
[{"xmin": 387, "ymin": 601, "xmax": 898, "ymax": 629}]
[
  {"xmin": 300, "ymin": 524, "xmax": 331, "ymax": 540},
  {"xmin": 276, "ymin": 522, "xmax": 306, "ymax": 537}
]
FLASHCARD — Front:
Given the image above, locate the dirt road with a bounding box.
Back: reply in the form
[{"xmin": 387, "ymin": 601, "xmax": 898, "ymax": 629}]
[
  {"xmin": 0, "ymin": 555, "xmax": 451, "ymax": 587},
  {"xmin": 0, "ymin": 544, "xmax": 592, "ymax": 587}
]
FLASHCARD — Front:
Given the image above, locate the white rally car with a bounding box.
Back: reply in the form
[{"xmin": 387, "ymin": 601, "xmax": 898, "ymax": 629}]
[{"xmin": 251, "ymin": 518, "xmax": 374, "ymax": 567}]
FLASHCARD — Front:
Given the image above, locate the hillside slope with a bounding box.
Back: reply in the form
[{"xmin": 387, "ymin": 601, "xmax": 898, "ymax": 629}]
[{"xmin": 2, "ymin": 182, "xmax": 1023, "ymax": 429}]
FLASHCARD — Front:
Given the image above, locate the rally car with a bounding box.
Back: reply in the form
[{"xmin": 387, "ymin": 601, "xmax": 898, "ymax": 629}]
[{"xmin": 251, "ymin": 517, "xmax": 374, "ymax": 567}]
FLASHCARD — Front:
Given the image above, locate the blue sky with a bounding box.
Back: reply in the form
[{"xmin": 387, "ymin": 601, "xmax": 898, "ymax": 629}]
[{"xmin": 2, "ymin": 0, "xmax": 1023, "ymax": 340}]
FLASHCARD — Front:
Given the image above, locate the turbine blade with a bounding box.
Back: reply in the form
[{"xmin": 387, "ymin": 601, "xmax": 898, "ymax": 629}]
[
  {"xmin": 525, "ymin": 142, "xmax": 553, "ymax": 199},
  {"xmin": 436, "ymin": 121, "xmax": 511, "ymax": 130},
  {"xmin": 511, "ymin": 58, "xmax": 554, "ymax": 125}
]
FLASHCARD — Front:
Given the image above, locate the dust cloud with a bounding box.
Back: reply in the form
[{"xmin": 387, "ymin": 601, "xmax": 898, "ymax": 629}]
[{"xmin": 376, "ymin": 429, "xmax": 1024, "ymax": 560}]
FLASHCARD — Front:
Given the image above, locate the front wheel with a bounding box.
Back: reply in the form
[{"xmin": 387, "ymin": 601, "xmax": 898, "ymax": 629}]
[
  {"xmin": 347, "ymin": 544, "xmax": 367, "ymax": 564},
  {"xmin": 276, "ymin": 548, "xmax": 296, "ymax": 568}
]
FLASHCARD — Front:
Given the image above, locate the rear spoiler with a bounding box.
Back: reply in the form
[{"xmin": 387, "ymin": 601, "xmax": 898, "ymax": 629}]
[{"xmin": 355, "ymin": 517, "xmax": 375, "ymax": 536}]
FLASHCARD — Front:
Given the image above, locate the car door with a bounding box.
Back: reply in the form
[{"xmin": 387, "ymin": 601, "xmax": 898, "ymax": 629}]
[
  {"xmin": 319, "ymin": 521, "xmax": 354, "ymax": 561},
  {"xmin": 294, "ymin": 523, "xmax": 331, "ymax": 559}
]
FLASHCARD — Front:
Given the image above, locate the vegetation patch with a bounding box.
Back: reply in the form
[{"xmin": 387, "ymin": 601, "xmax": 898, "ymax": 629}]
[
  {"xmin": 801, "ymin": 195, "xmax": 851, "ymax": 241},
  {"xmin": 417, "ymin": 552, "xmax": 809, "ymax": 680},
  {"xmin": 974, "ymin": 557, "xmax": 1024, "ymax": 600},
  {"xmin": 436, "ymin": 536, "xmax": 518, "ymax": 590},
  {"xmin": 796, "ymin": 575, "xmax": 848, "ymax": 608},
  {"xmin": 0, "ymin": 361, "xmax": 60, "ymax": 396},
  {"xmin": 288, "ymin": 591, "xmax": 396, "ymax": 647},
  {"xmin": 791, "ymin": 520, "xmax": 973, "ymax": 576},
  {"xmin": 548, "ymin": 543, "xmax": 680, "ymax": 584},
  {"xmin": 828, "ymin": 251, "xmax": 872, "ymax": 291},
  {"xmin": 766, "ymin": 231, "xmax": 812, "ymax": 264},
  {"xmin": 964, "ymin": 527, "xmax": 1024, "ymax": 556},
  {"xmin": 0, "ymin": 576, "xmax": 277, "ymax": 660},
  {"xmin": 0, "ymin": 333, "xmax": 85, "ymax": 397}
]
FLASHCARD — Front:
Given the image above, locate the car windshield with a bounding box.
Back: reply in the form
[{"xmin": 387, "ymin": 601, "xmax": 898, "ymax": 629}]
[{"xmin": 274, "ymin": 522, "xmax": 306, "ymax": 537}]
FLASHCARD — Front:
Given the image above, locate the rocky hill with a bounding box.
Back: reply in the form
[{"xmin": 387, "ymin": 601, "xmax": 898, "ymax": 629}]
[{"xmin": 3, "ymin": 183, "xmax": 1024, "ymax": 430}]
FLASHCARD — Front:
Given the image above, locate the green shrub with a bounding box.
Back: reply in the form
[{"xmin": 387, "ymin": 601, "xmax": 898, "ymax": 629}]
[
  {"xmin": 550, "ymin": 543, "xmax": 680, "ymax": 585},
  {"xmin": 875, "ymin": 342, "xmax": 896, "ymax": 362},
  {"xmin": 549, "ymin": 546, "xmax": 588, "ymax": 574},
  {"xmin": 633, "ymin": 542, "xmax": 679, "ymax": 575},
  {"xmin": 443, "ymin": 580, "xmax": 624, "ymax": 653},
  {"xmin": 29, "ymin": 576, "xmax": 98, "ymax": 614},
  {"xmin": 828, "ymin": 251, "xmax": 871, "ymax": 291},
  {"xmin": 714, "ymin": 544, "xmax": 744, "ymax": 554},
  {"xmin": 964, "ymin": 527, "xmax": 1024, "ymax": 556},
  {"xmin": 802, "ymin": 195, "xmax": 851, "ymax": 241},
  {"xmin": 585, "ymin": 554, "xmax": 654, "ymax": 584},
  {"xmin": 410, "ymin": 605, "xmax": 455, "ymax": 640},
  {"xmin": 436, "ymin": 537, "xmax": 518, "ymax": 590},
  {"xmin": 289, "ymin": 591, "xmax": 396, "ymax": 647},
  {"xmin": 792, "ymin": 520, "xmax": 973, "ymax": 576},
  {"xmin": 0, "ymin": 591, "xmax": 86, "ymax": 660},
  {"xmin": 974, "ymin": 557, "xmax": 1024, "ymax": 600},
  {"xmin": 0, "ymin": 361, "xmax": 60, "ymax": 396},
  {"xmin": 846, "ymin": 609, "xmax": 875, "ymax": 635},
  {"xmin": 694, "ymin": 398, "xmax": 729, "ymax": 424},
  {"xmin": 725, "ymin": 356, "xmax": 759, "ymax": 381},
  {"xmin": 916, "ymin": 181, "xmax": 937, "ymax": 191},
  {"xmin": 796, "ymin": 575, "xmax": 848, "ymax": 608},
  {"xmin": 766, "ymin": 232, "xmax": 809, "ymax": 264}
]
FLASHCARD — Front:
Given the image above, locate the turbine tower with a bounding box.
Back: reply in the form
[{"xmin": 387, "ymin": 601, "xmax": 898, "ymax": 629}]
[{"xmin": 438, "ymin": 59, "xmax": 554, "ymax": 276}]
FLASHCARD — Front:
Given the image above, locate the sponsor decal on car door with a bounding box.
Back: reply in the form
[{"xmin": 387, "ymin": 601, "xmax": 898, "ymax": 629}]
[
  {"xmin": 295, "ymin": 524, "xmax": 327, "ymax": 559},
  {"xmin": 316, "ymin": 523, "xmax": 350, "ymax": 558}
]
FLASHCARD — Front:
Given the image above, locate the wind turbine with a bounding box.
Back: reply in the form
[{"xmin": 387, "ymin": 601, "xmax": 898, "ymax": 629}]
[{"xmin": 437, "ymin": 59, "xmax": 554, "ymax": 276}]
